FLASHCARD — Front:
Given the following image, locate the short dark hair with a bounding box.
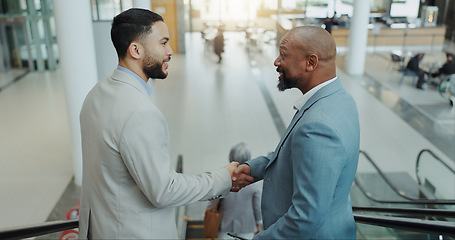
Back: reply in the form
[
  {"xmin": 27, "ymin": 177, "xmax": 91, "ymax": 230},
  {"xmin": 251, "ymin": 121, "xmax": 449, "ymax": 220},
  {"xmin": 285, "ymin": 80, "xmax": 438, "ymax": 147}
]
[{"xmin": 111, "ymin": 8, "xmax": 163, "ymax": 59}]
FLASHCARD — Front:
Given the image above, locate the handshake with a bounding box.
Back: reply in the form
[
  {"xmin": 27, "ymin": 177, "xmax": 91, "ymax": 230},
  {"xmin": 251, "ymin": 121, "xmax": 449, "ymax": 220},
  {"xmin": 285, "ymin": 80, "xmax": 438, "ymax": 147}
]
[{"xmin": 224, "ymin": 162, "xmax": 254, "ymax": 192}]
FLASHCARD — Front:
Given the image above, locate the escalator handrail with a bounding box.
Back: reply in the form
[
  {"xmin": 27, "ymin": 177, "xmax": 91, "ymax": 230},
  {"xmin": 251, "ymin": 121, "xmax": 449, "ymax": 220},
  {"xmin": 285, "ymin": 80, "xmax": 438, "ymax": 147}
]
[
  {"xmin": 416, "ymin": 149, "xmax": 455, "ymax": 186},
  {"xmin": 0, "ymin": 219, "xmax": 78, "ymax": 240},
  {"xmin": 356, "ymin": 150, "xmax": 455, "ymax": 204},
  {"xmin": 359, "ymin": 150, "xmax": 415, "ymax": 201},
  {"xmin": 354, "ymin": 213, "xmax": 455, "ymax": 237},
  {"xmin": 353, "ymin": 205, "xmax": 455, "ymax": 217},
  {"xmin": 1, "ymin": 214, "xmax": 454, "ymax": 239},
  {"xmin": 354, "ymin": 177, "xmax": 455, "ymax": 204}
]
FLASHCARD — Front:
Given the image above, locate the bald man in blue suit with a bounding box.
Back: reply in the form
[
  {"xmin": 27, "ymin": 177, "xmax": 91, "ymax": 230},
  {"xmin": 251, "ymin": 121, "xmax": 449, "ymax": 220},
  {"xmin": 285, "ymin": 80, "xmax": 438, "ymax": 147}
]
[{"xmin": 233, "ymin": 26, "xmax": 360, "ymax": 239}]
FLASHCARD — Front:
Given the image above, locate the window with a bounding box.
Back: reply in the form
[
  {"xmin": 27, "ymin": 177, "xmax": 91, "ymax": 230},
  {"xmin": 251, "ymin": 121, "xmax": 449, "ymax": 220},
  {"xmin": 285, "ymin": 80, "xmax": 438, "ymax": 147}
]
[{"xmin": 91, "ymin": 0, "xmax": 133, "ymax": 21}]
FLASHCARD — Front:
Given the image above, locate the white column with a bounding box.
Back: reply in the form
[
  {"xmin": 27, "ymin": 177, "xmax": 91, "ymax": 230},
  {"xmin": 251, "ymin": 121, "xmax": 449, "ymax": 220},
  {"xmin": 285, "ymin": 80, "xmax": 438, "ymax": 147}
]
[
  {"xmin": 344, "ymin": 0, "xmax": 370, "ymax": 76},
  {"xmin": 52, "ymin": 0, "xmax": 98, "ymax": 186},
  {"xmin": 177, "ymin": 0, "xmax": 186, "ymax": 53},
  {"xmin": 133, "ymin": 0, "xmax": 151, "ymax": 10}
]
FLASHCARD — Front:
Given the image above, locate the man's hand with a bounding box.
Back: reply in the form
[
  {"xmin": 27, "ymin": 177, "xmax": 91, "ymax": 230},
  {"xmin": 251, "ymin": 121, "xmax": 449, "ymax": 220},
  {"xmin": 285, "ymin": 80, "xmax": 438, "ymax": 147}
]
[
  {"xmin": 224, "ymin": 161, "xmax": 239, "ymax": 177},
  {"xmin": 231, "ymin": 164, "xmax": 254, "ymax": 192}
]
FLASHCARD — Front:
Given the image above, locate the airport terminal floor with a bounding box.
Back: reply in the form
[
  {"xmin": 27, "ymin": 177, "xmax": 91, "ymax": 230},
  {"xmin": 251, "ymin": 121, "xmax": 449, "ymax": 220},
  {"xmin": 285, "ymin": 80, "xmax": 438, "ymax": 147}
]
[{"xmin": 0, "ymin": 32, "xmax": 454, "ymax": 237}]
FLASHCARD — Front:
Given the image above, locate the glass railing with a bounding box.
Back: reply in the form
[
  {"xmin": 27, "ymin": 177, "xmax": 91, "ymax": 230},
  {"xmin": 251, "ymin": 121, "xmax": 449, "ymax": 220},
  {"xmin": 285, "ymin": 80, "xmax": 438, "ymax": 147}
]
[
  {"xmin": 352, "ymin": 150, "xmax": 455, "ymax": 239},
  {"xmin": 354, "ymin": 150, "xmax": 455, "ymax": 205},
  {"xmin": 416, "ymin": 149, "xmax": 455, "ymax": 202}
]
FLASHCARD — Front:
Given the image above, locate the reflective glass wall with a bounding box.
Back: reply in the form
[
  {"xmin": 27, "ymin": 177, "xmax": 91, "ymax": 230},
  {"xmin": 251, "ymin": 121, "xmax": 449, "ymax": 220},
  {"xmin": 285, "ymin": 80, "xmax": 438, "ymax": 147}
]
[
  {"xmin": 0, "ymin": 0, "xmax": 134, "ymax": 72},
  {"xmin": 0, "ymin": 0, "xmax": 56, "ymax": 71}
]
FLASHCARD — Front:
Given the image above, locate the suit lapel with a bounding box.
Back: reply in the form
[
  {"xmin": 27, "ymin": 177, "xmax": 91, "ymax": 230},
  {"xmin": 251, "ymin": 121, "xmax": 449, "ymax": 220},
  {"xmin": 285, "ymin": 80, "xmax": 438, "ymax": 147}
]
[
  {"xmin": 273, "ymin": 108, "xmax": 303, "ymax": 155},
  {"xmin": 266, "ymin": 78, "xmax": 343, "ymax": 168}
]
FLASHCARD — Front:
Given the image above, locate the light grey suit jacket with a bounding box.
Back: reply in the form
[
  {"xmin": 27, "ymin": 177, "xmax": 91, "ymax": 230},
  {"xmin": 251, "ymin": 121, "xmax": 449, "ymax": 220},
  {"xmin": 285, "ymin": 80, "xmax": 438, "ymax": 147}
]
[
  {"xmin": 79, "ymin": 69, "xmax": 231, "ymax": 239},
  {"xmin": 248, "ymin": 78, "xmax": 360, "ymax": 239}
]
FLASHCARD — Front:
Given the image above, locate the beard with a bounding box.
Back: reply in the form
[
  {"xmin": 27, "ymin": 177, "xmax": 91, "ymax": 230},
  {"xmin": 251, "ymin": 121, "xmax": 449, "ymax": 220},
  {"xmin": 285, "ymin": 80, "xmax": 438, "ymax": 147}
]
[
  {"xmin": 143, "ymin": 54, "xmax": 168, "ymax": 80},
  {"xmin": 277, "ymin": 72, "xmax": 300, "ymax": 91}
]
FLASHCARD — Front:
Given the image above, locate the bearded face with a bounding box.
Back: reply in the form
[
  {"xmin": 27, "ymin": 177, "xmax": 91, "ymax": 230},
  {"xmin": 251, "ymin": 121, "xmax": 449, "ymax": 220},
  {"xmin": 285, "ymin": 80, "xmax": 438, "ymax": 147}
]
[
  {"xmin": 142, "ymin": 49, "xmax": 169, "ymax": 80},
  {"xmin": 277, "ymin": 66, "xmax": 302, "ymax": 91},
  {"xmin": 140, "ymin": 21, "xmax": 172, "ymax": 80}
]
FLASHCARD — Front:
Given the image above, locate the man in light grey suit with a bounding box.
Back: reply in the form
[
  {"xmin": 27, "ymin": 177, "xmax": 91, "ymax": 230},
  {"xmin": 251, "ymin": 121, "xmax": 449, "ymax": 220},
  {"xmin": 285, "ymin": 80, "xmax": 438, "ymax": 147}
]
[
  {"xmin": 233, "ymin": 26, "xmax": 360, "ymax": 239},
  {"xmin": 79, "ymin": 9, "xmax": 238, "ymax": 239}
]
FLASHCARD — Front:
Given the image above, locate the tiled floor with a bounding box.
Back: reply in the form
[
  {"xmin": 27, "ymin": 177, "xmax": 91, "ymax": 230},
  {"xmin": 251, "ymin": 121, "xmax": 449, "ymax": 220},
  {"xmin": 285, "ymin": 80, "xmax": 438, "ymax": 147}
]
[
  {"xmin": 0, "ymin": 69, "xmax": 74, "ymax": 229},
  {"xmin": 0, "ymin": 32, "xmax": 454, "ymax": 233}
]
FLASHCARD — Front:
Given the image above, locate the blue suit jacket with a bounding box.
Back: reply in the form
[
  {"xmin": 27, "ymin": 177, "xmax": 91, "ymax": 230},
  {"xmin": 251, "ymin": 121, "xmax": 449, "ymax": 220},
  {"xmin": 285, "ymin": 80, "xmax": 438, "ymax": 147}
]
[{"xmin": 247, "ymin": 78, "xmax": 360, "ymax": 239}]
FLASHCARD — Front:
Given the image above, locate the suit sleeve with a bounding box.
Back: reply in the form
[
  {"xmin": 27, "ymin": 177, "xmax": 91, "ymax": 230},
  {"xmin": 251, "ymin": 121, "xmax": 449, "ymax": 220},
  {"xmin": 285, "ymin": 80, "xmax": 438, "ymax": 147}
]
[
  {"xmin": 119, "ymin": 108, "xmax": 231, "ymax": 208},
  {"xmin": 254, "ymin": 120, "xmax": 345, "ymax": 239},
  {"xmin": 247, "ymin": 152, "xmax": 274, "ymax": 181}
]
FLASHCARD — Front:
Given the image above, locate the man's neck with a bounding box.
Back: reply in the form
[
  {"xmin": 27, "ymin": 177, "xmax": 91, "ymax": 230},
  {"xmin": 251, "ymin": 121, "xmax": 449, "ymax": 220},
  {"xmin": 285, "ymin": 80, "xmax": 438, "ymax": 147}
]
[{"xmin": 118, "ymin": 61, "xmax": 148, "ymax": 83}]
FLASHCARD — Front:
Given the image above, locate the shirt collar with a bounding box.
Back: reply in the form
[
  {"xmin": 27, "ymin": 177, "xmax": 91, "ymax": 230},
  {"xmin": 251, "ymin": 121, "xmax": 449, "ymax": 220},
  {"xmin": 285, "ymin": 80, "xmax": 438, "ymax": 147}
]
[
  {"xmin": 293, "ymin": 76, "xmax": 338, "ymax": 111},
  {"xmin": 117, "ymin": 65, "xmax": 152, "ymax": 96}
]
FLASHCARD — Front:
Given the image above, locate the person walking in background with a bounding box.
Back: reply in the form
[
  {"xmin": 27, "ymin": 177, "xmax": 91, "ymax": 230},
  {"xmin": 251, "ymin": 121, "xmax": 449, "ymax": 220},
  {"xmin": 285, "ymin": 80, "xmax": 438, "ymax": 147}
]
[
  {"xmin": 323, "ymin": 17, "xmax": 333, "ymax": 34},
  {"xmin": 79, "ymin": 9, "xmax": 238, "ymax": 239},
  {"xmin": 214, "ymin": 26, "xmax": 225, "ymax": 63},
  {"xmin": 232, "ymin": 26, "xmax": 360, "ymax": 239},
  {"xmin": 207, "ymin": 143, "xmax": 262, "ymax": 240}
]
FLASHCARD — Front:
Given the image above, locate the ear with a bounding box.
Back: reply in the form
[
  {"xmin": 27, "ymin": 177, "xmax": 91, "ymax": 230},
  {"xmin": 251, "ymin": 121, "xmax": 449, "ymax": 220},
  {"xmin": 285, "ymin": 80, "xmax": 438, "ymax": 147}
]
[
  {"xmin": 128, "ymin": 42, "xmax": 142, "ymax": 60},
  {"xmin": 306, "ymin": 54, "xmax": 318, "ymax": 71}
]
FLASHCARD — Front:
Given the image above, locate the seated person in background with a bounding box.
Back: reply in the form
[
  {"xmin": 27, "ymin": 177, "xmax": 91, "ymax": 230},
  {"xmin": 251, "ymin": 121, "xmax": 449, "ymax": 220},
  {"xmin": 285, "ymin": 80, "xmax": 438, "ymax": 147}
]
[
  {"xmin": 432, "ymin": 53, "xmax": 455, "ymax": 78},
  {"xmin": 206, "ymin": 143, "xmax": 263, "ymax": 240},
  {"xmin": 406, "ymin": 53, "xmax": 427, "ymax": 89}
]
